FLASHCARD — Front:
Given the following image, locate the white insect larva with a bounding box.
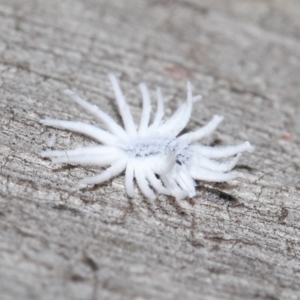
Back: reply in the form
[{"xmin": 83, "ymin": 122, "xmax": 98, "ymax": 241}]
[{"xmin": 40, "ymin": 74, "xmax": 254, "ymax": 200}]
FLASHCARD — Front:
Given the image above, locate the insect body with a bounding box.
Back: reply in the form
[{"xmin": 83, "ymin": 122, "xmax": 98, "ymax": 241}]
[{"xmin": 40, "ymin": 74, "xmax": 254, "ymax": 200}]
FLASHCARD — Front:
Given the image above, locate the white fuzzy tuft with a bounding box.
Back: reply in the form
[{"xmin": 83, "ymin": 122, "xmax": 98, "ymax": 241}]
[{"xmin": 40, "ymin": 74, "xmax": 254, "ymax": 200}]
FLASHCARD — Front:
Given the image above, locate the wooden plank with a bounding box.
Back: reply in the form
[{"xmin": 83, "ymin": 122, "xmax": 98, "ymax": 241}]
[{"xmin": 0, "ymin": 0, "xmax": 300, "ymax": 299}]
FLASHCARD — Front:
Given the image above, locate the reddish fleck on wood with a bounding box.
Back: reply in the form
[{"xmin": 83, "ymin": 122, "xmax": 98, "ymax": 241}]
[
  {"xmin": 283, "ymin": 133, "xmax": 292, "ymax": 141},
  {"xmin": 164, "ymin": 66, "xmax": 194, "ymax": 80}
]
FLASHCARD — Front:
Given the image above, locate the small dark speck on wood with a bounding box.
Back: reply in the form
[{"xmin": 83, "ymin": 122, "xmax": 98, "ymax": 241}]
[{"xmin": 197, "ymin": 186, "xmax": 238, "ymax": 206}]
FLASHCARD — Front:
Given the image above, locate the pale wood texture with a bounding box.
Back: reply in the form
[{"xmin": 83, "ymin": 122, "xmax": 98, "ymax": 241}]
[{"xmin": 1, "ymin": 0, "xmax": 300, "ymax": 299}]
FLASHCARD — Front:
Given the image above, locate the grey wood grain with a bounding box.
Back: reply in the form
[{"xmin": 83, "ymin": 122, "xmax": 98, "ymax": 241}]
[{"xmin": 0, "ymin": 0, "xmax": 300, "ymax": 299}]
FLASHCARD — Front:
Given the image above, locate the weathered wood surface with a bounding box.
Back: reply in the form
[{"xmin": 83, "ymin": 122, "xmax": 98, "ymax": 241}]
[{"xmin": 0, "ymin": 0, "xmax": 300, "ymax": 299}]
